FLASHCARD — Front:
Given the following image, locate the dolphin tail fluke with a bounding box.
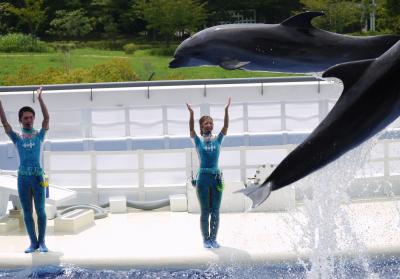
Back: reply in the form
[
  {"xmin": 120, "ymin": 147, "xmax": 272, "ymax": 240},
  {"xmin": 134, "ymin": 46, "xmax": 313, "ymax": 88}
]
[{"xmin": 235, "ymin": 182, "xmax": 272, "ymax": 208}]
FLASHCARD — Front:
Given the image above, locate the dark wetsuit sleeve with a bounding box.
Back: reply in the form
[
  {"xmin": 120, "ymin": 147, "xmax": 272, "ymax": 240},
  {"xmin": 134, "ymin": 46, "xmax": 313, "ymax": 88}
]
[{"xmin": 7, "ymin": 129, "xmax": 19, "ymax": 144}]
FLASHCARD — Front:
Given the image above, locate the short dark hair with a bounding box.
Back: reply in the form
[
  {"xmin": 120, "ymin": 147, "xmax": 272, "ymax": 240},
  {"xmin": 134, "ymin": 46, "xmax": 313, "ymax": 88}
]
[
  {"xmin": 18, "ymin": 106, "xmax": 35, "ymax": 121},
  {"xmin": 199, "ymin": 115, "xmax": 213, "ymax": 136}
]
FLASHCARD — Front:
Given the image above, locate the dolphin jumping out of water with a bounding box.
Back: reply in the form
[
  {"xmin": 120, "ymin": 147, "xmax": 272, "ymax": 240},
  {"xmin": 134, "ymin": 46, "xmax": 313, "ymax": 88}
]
[
  {"xmin": 239, "ymin": 40, "xmax": 400, "ymax": 208},
  {"xmin": 169, "ymin": 11, "xmax": 399, "ymax": 73}
]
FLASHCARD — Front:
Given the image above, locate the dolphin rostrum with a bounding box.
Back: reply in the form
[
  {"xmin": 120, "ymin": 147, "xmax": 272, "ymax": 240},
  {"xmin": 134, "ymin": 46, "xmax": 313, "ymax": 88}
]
[
  {"xmin": 169, "ymin": 11, "xmax": 399, "ymax": 73},
  {"xmin": 239, "ymin": 39, "xmax": 400, "ymax": 208}
]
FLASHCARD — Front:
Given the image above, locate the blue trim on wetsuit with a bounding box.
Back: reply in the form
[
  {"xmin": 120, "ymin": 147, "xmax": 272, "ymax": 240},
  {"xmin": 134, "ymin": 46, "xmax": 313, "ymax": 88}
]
[{"xmin": 193, "ymin": 132, "xmax": 224, "ymax": 244}]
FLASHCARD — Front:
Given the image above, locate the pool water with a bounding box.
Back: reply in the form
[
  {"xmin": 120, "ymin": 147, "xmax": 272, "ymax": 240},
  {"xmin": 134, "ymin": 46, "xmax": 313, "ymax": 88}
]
[{"xmin": 1, "ymin": 257, "xmax": 400, "ymax": 279}]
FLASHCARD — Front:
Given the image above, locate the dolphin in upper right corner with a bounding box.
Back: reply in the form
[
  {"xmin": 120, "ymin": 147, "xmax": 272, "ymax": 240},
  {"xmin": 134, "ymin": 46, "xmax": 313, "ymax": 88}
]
[
  {"xmin": 238, "ymin": 39, "xmax": 400, "ymax": 208},
  {"xmin": 169, "ymin": 11, "xmax": 400, "ymax": 73}
]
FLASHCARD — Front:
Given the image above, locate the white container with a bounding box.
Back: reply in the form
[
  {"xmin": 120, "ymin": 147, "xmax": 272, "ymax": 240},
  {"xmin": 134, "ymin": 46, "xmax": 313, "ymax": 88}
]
[
  {"xmin": 169, "ymin": 194, "xmax": 187, "ymax": 212},
  {"xmin": 54, "ymin": 209, "xmax": 94, "ymax": 233},
  {"xmin": 109, "ymin": 196, "xmax": 127, "ymax": 213}
]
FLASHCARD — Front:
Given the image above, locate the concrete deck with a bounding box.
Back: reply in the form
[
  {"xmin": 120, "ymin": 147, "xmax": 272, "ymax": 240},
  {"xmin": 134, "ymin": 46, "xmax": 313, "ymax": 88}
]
[{"xmin": 0, "ymin": 199, "xmax": 400, "ymax": 269}]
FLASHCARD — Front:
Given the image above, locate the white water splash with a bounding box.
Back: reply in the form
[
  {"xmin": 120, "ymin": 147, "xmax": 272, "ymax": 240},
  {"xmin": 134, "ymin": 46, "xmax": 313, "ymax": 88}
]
[{"xmin": 283, "ymin": 135, "xmax": 382, "ymax": 279}]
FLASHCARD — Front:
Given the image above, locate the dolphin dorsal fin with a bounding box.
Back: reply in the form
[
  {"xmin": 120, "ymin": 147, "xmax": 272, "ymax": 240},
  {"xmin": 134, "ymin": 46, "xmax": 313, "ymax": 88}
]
[
  {"xmin": 322, "ymin": 59, "xmax": 375, "ymax": 91},
  {"xmin": 281, "ymin": 11, "xmax": 325, "ymax": 28}
]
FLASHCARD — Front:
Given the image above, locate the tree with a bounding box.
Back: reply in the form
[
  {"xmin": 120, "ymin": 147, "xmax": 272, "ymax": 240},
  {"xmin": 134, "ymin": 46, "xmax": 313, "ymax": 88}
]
[
  {"xmin": 0, "ymin": 3, "xmax": 16, "ymax": 34},
  {"xmin": 48, "ymin": 9, "xmax": 94, "ymax": 39},
  {"xmin": 135, "ymin": 0, "xmax": 206, "ymax": 46},
  {"xmin": 205, "ymin": 0, "xmax": 303, "ymax": 24},
  {"xmin": 2, "ymin": 0, "xmax": 47, "ymax": 41},
  {"xmin": 90, "ymin": 0, "xmax": 139, "ymax": 37},
  {"xmin": 300, "ymin": 0, "xmax": 365, "ymax": 33},
  {"xmin": 377, "ymin": 0, "xmax": 400, "ymax": 33}
]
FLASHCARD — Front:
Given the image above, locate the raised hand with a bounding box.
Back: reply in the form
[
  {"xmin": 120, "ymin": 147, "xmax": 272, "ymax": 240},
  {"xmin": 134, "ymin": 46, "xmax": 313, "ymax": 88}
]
[
  {"xmin": 225, "ymin": 97, "xmax": 231, "ymax": 111},
  {"xmin": 222, "ymin": 97, "xmax": 230, "ymax": 135},
  {"xmin": 36, "ymin": 86, "xmax": 50, "ymax": 130},
  {"xmin": 186, "ymin": 103, "xmax": 194, "ymax": 114},
  {"xmin": 37, "ymin": 86, "xmax": 43, "ymax": 100}
]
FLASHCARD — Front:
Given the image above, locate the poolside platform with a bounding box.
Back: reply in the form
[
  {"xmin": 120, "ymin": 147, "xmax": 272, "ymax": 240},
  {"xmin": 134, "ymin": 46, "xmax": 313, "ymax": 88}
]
[{"xmin": 0, "ymin": 199, "xmax": 399, "ymax": 269}]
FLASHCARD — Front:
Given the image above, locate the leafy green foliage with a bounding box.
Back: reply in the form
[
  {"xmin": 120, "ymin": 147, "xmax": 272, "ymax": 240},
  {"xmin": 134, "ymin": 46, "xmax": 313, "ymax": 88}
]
[
  {"xmin": 2, "ymin": 0, "xmax": 47, "ymax": 39},
  {"xmin": 135, "ymin": 0, "xmax": 206, "ymax": 46},
  {"xmin": 2, "ymin": 58, "xmax": 139, "ymax": 85},
  {"xmin": 123, "ymin": 43, "xmax": 138, "ymax": 54},
  {"xmin": 0, "ymin": 33, "xmax": 51, "ymax": 52},
  {"xmin": 48, "ymin": 9, "xmax": 94, "ymax": 39},
  {"xmin": 300, "ymin": 0, "xmax": 364, "ymax": 33},
  {"xmin": 149, "ymin": 46, "xmax": 177, "ymax": 56}
]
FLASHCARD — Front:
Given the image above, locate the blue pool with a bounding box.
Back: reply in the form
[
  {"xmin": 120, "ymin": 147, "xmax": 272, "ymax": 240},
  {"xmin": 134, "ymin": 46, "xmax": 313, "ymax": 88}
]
[{"xmin": 1, "ymin": 257, "xmax": 400, "ymax": 279}]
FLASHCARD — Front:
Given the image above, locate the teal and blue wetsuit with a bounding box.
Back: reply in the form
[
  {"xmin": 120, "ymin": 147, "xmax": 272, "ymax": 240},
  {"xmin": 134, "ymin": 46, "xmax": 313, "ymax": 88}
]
[
  {"xmin": 193, "ymin": 132, "xmax": 224, "ymax": 247},
  {"xmin": 8, "ymin": 128, "xmax": 47, "ymax": 252}
]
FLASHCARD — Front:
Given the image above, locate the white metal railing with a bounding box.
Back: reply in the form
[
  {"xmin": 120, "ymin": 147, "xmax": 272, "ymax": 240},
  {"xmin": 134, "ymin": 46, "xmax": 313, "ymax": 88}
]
[
  {"xmin": 43, "ymin": 138, "xmax": 400, "ymax": 202},
  {"xmin": 0, "ymin": 80, "xmax": 341, "ymax": 142},
  {"xmin": 0, "ymin": 99, "xmax": 337, "ymax": 142},
  {"xmin": 43, "ymin": 146, "xmax": 293, "ymax": 198}
]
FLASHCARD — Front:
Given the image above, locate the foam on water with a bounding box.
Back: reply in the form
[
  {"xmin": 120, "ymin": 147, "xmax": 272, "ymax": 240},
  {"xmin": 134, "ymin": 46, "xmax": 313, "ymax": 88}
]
[{"xmin": 282, "ymin": 134, "xmax": 382, "ymax": 279}]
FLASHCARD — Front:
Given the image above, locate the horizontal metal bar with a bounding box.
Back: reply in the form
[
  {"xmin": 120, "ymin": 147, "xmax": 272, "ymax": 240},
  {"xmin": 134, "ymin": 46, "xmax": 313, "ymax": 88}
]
[{"xmin": 0, "ymin": 76, "xmax": 322, "ymax": 93}]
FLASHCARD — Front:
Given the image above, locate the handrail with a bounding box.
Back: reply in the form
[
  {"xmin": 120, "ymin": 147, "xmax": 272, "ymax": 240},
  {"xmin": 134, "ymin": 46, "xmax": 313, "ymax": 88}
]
[{"xmin": 0, "ymin": 76, "xmax": 321, "ymax": 93}]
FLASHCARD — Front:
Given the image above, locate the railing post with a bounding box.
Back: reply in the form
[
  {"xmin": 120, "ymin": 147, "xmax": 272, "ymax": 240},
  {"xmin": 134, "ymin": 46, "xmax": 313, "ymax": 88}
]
[
  {"xmin": 240, "ymin": 146, "xmax": 247, "ymax": 182},
  {"xmin": 319, "ymin": 99, "xmax": 329, "ymax": 122},
  {"xmin": 243, "ymin": 103, "xmax": 249, "ymax": 134},
  {"xmin": 200, "ymin": 103, "xmax": 210, "ymax": 116},
  {"xmin": 138, "ymin": 150, "xmax": 145, "ymax": 201},
  {"xmin": 90, "ymin": 151, "xmax": 98, "ymax": 205},
  {"xmin": 162, "ymin": 106, "xmax": 168, "ymax": 136},
  {"xmin": 125, "ymin": 106, "xmax": 131, "ymax": 137},
  {"xmin": 44, "ymin": 151, "xmax": 51, "ymax": 180},
  {"xmin": 83, "ymin": 108, "xmax": 92, "ymax": 139},
  {"xmin": 384, "ymin": 140, "xmax": 389, "ymax": 178}
]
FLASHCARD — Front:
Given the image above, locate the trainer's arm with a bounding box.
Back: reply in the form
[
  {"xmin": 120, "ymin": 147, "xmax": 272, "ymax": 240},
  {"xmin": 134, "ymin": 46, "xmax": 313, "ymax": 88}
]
[
  {"xmin": 37, "ymin": 87, "xmax": 49, "ymax": 130},
  {"xmin": 221, "ymin": 97, "xmax": 231, "ymax": 135},
  {"xmin": 0, "ymin": 99, "xmax": 12, "ymax": 134},
  {"xmin": 186, "ymin": 103, "xmax": 196, "ymax": 138}
]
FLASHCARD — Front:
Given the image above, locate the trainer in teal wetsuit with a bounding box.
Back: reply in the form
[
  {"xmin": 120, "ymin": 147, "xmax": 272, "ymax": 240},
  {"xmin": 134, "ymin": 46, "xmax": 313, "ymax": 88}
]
[
  {"xmin": 0, "ymin": 87, "xmax": 50, "ymax": 253},
  {"xmin": 194, "ymin": 131, "xmax": 224, "ymax": 247},
  {"xmin": 9, "ymin": 128, "xmax": 47, "ymax": 249},
  {"xmin": 187, "ymin": 98, "xmax": 231, "ymax": 249}
]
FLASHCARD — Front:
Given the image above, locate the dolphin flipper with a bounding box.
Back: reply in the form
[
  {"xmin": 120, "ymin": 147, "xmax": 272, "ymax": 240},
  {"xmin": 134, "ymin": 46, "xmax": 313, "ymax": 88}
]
[
  {"xmin": 235, "ymin": 182, "xmax": 272, "ymax": 209},
  {"xmin": 220, "ymin": 60, "xmax": 250, "ymax": 70},
  {"xmin": 323, "ymin": 59, "xmax": 375, "ymax": 91}
]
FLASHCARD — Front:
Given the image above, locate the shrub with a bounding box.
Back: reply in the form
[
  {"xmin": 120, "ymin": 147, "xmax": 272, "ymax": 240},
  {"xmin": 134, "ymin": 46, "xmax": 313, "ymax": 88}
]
[
  {"xmin": 3, "ymin": 58, "xmax": 139, "ymax": 85},
  {"xmin": 52, "ymin": 42, "xmax": 77, "ymax": 52},
  {"xmin": 89, "ymin": 58, "xmax": 139, "ymax": 82},
  {"xmin": 2, "ymin": 65, "xmax": 37, "ymax": 85},
  {"xmin": 123, "ymin": 43, "xmax": 137, "ymax": 54},
  {"xmin": 0, "ymin": 33, "xmax": 51, "ymax": 52},
  {"xmin": 77, "ymin": 39, "xmax": 128, "ymax": 50},
  {"xmin": 149, "ymin": 46, "xmax": 177, "ymax": 56}
]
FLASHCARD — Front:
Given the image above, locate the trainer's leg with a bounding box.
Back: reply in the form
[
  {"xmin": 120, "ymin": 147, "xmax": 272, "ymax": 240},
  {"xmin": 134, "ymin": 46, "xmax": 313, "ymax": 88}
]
[
  {"xmin": 209, "ymin": 176, "xmax": 223, "ymax": 248},
  {"xmin": 33, "ymin": 176, "xmax": 47, "ymax": 252},
  {"xmin": 17, "ymin": 175, "xmax": 38, "ymax": 253},
  {"xmin": 196, "ymin": 173, "xmax": 212, "ymax": 248}
]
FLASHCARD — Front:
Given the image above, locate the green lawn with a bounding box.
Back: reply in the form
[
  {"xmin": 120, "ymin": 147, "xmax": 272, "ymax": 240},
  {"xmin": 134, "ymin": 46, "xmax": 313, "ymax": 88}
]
[{"xmin": 0, "ymin": 48, "xmax": 295, "ymax": 85}]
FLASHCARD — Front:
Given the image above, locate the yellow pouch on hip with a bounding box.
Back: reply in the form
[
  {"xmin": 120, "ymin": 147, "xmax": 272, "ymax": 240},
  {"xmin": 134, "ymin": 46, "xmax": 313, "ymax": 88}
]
[{"xmin": 40, "ymin": 174, "xmax": 49, "ymax": 188}]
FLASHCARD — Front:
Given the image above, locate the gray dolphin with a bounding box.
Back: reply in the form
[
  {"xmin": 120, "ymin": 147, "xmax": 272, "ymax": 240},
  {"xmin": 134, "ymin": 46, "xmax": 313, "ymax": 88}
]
[
  {"xmin": 169, "ymin": 11, "xmax": 399, "ymax": 73},
  {"xmin": 239, "ymin": 39, "xmax": 400, "ymax": 207}
]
